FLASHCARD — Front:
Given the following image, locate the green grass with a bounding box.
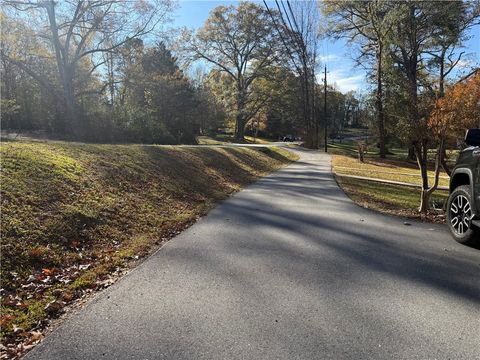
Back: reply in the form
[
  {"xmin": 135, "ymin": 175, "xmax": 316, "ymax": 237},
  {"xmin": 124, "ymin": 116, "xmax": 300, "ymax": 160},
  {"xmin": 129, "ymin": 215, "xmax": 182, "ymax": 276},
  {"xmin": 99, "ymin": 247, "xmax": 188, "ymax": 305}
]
[
  {"xmin": 196, "ymin": 136, "xmax": 225, "ymax": 145},
  {"xmin": 335, "ymin": 127, "xmax": 369, "ymax": 137},
  {"xmin": 332, "ymin": 155, "xmax": 450, "ymax": 188},
  {"xmin": 336, "ymin": 175, "xmax": 448, "ymax": 218},
  {"xmin": 328, "ymin": 134, "xmax": 452, "ymax": 219},
  {"xmin": 342, "ymin": 127, "xmax": 368, "ymax": 135},
  {"xmin": 0, "ymin": 141, "xmax": 298, "ymax": 344},
  {"xmin": 243, "ymin": 136, "xmax": 273, "ymax": 144}
]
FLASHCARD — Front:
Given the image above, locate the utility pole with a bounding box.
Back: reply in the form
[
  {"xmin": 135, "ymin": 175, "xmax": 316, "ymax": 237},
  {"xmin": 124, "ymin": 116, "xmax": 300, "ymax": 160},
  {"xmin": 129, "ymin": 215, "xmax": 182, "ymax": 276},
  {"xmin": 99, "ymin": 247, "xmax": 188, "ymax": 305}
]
[
  {"xmin": 324, "ymin": 64, "xmax": 328, "ymax": 153},
  {"xmin": 313, "ymin": 70, "xmax": 318, "ymax": 149}
]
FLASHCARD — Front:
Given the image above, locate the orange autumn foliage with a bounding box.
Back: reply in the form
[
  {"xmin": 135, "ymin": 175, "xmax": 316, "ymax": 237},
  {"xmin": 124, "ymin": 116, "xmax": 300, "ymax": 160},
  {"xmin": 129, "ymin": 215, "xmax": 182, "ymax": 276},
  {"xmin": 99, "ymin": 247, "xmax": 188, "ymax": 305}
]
[{"xmin": 429, "ymin": 71, "xmax": 480, "ymax": 140}]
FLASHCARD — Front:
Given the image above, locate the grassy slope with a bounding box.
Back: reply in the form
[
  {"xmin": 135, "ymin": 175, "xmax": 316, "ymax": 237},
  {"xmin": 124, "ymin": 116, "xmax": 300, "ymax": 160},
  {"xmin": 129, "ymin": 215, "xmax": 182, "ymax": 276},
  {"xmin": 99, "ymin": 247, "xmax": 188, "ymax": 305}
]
[
  {"xmin": 0, "ymin": 141, "xmax": 297, "ymax": 345},
  {"xmin": 329, "ymin": 141, "xmax": 449, "ymax": 219}
]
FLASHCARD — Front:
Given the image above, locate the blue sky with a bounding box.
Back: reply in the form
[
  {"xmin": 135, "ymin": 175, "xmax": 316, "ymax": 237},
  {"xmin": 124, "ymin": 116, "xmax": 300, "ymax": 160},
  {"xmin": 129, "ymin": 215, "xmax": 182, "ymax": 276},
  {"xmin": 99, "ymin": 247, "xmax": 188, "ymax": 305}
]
[{"xmin": 173, "ymin": 0, "xmax": 480, "ymax": 94}]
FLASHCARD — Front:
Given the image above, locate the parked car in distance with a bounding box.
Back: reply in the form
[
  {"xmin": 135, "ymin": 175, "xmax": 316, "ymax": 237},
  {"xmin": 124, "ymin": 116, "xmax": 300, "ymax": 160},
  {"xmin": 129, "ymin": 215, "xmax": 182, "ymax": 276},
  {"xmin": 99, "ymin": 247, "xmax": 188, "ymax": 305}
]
[
  {"xmin": 283, "ymin": 135, "xmax": 295, "ymax": 142},
  {"xmin": 446, "ymin": 128, "xmax": 480, "ymax": 245}
]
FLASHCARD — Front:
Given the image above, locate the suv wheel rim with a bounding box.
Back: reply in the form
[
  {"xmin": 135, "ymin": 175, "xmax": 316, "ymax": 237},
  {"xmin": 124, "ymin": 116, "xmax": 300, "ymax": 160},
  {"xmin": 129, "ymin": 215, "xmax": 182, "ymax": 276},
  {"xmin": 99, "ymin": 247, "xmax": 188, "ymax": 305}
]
[{"xmin": 450, "ymin": 194, "xmax": 472, "ymax": 235}]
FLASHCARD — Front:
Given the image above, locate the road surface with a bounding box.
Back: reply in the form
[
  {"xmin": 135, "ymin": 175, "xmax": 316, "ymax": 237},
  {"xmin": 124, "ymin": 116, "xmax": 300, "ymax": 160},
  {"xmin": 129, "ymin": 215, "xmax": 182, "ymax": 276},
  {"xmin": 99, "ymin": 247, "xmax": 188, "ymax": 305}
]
[{"xmin": 26, "ymin": 148, "xmax": 480, "ymax": 360}]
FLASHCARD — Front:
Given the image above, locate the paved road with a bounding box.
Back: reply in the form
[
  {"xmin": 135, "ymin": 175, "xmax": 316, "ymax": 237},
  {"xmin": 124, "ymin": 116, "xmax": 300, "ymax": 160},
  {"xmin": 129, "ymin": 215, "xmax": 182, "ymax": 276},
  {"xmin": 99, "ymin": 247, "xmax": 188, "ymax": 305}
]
[{"xmin": 26, "ymin": 148, "xmax": 480, "ymax": 360}]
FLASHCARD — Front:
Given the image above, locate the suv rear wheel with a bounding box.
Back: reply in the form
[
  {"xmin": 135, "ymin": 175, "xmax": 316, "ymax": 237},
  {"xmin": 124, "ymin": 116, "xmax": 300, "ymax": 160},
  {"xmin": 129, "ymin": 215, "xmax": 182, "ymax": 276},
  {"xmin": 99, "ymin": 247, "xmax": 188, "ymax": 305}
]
[{"xmin": 446, "ymin": 185, "xmax": 479, "ymax": 245}]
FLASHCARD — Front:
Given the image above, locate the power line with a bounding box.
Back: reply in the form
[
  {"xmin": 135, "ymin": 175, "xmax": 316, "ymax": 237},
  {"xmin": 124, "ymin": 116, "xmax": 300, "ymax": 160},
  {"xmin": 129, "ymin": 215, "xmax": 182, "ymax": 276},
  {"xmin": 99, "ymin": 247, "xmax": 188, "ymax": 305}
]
[
  {"xmin": 262, "ymin": 0, "xmax": 301, "ymax": 74},
  {"xmin": 265, "ymin": 0, "xmax": 319, "ymax": 148}
]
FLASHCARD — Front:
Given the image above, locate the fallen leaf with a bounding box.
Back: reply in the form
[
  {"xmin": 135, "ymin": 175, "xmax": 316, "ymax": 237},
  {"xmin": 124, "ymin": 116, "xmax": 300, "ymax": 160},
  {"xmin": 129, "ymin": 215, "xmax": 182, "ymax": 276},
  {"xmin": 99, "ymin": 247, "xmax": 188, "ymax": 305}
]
[
  {"xmin": 26, "ymin": 331, "xmax": 43, "ymax": 345},
  {"xmin": 42, "ymin": 268, "xmax": 53, "ymax": 276},
  {"xmin": 12, "ymin": 324, "xmax": 24, "ymax": 333},
  {"xmin": 62, "ymin": 291, "xmax": 75, "ymax": 302},
  {"xmin": 0, "ymin": 315, "xmax": 16, "ymax": 327},
  {"xmin": 16, "ymin": 302, "xmax": 29, "ymax": 310},
  {"xmin": 21, "ymin": 343, "xmax": 36, "ymax": 351},
  {"xmin": 44, "ymin": 301, "xmax": 65, "ymax": 315},
  {"xmin": 21, "ymin": 283, "xmax": 36, "ymax": 290},
  {"xmin": 40, "ymin": 276, "xmax": 53, "ymax": 284},
  {"xmin": 52, "ymin": 289, "xmax": 63, "ymax": 297}
]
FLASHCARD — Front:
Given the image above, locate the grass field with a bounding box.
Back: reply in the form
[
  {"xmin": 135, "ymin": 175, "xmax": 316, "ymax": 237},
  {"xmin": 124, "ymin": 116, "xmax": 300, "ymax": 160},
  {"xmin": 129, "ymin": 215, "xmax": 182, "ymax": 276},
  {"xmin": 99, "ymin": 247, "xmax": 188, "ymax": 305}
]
[
  {"xmin": 0, "ymin": 141, "xmax": 297, "ymax": 349},
  {"xmin": 332, "ymin": 155, "xmax": 450, "ymax": 188},
  {"xmin": 329, "ymin": 138, "xmax": 451, "ymax": 219}
]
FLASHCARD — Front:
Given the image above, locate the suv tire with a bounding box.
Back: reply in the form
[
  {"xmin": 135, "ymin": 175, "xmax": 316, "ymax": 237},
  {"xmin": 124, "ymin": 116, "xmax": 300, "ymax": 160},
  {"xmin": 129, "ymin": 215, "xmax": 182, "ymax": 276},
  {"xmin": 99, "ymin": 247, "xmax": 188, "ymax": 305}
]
[{"xmin": 446, "ymin": 185, "xmax": 479, "ymax": 245}]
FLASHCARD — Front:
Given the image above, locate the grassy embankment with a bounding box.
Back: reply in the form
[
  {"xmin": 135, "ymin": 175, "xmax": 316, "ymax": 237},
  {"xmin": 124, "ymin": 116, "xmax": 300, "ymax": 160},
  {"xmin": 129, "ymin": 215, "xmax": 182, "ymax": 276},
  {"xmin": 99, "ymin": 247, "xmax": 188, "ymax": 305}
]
[
  {"xmin": 329, "ymin": 140, "xmax": 450, "ymax": 219},
  {"xmin": 0, "ymin": 141, "xmax": 297, "ymax": 351}
]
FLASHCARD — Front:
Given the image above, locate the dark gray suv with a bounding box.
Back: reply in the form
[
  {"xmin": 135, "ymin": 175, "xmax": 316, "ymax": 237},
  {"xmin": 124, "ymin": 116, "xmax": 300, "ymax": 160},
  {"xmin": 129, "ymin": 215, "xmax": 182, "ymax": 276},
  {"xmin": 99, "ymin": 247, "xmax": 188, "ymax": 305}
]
[{"xmin": 446, "ymin": 129, "xmax": 480, "ymax": 245}]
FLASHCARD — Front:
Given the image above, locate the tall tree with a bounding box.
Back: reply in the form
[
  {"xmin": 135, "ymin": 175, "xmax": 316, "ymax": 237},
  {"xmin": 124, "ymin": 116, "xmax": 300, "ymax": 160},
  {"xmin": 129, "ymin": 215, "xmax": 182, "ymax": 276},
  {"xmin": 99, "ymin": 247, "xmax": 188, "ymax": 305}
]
[
  {"xmin": 265, "ymin": 0, "xmax": 321, "ymax": 148},
  {"xmin": 1, "ymin": 0, "xmax": 173, "ymax": 137},
  {"xmin": 426, "ymin": 2, "xmax": 480, "ymax": 98},
  {"xmin": 322, "ymin": 0, "xmax": 394, "ymax": 157},
  {"xmin": 117, "ymin": 42, "xmax": 200, "ymax": 144},
  {"xmin": 0, "ymin": 11, "xmax": 61, "ymax": 132},
  {"xmin": 184, "ymin": 2, "xmax": 280, "ymax": 140},
  {"xmin": 251, "ymin": 65, "xmax": 304, "ymax": 138},
  {"xmin": 425, "ymin": 1, "xmax": 480, "ymax": 174},
  {"xmin": 388, "ymin": 0, "xmax": 477, "ymax": 212}
]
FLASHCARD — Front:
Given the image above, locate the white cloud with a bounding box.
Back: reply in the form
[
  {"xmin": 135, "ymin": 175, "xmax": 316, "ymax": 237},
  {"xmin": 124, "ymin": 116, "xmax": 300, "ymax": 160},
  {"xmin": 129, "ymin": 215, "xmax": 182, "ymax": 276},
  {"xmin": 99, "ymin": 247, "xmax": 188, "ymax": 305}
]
[
  {"xmin": 316, "ymin": 67, "xmax": 366, "ymax": 93},
  {"xmin": 332, "ymin": 74, "xmax": 365, "ymax": 93},
  {"xmin": 456, "ymin": 58, "xmax": 475, "ymax": 69},
  {"xmin": 319, "ymin": 54, "xmax": 340, "ymax": 62}
]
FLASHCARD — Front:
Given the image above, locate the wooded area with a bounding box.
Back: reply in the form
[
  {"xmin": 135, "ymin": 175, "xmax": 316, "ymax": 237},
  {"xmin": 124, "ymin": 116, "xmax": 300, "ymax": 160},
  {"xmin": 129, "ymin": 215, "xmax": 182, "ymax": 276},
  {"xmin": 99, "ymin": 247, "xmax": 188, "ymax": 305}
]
[
  {"xmin": 0, "ymin": 1, "xmax": 382, "ymax": 145},
  {"xmin": 1, "ymin": 0, "xmax": 479, "ymax": 211}
]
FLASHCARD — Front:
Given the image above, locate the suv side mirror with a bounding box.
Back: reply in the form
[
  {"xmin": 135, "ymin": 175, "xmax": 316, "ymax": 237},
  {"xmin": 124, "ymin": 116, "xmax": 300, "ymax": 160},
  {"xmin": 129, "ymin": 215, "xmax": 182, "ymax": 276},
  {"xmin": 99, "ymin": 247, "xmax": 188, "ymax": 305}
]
[{"xmin": 465, "ymin": 129, "xmax": 480, "ymax": 147}]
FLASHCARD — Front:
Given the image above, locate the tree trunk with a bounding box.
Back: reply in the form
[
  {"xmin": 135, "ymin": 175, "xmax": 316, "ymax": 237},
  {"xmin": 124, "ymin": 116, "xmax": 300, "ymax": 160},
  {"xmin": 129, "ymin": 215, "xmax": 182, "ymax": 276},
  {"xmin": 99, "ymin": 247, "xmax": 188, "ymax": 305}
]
[
  {"xmin": 376, "ymin": 42, "xmax": 386, "ymax": 158},
  {"xmin": 441, "ymin": 148, "xmax": 452, "ymax": 176},
  {"xmin": 63, "ymin": 66, "xmax": 80, "ymax": 137},
  {"xmin": 406, "ymin": 38, "xmax": 429, "ymax": 213},
  {"xmin": 437, "ymin": 49, "xmax": 452, "ymax": 176},
  {"xmin": 235, "ymin": 85, "xmax": 245, "ymax": 141},
  {"xmin": 407, "ymin": 144, "xmax": 416, "ymax": 160},
  {"xmin": 45, "ymin": 0, "xmax": 80, "ymax": 137},
  {"xmin": 253, "ymin": 118, "xmax": 259, "ymax": 143},
  {"xmin": 415, "ymin": 141, "xmax": 430, "ymax": 213},
  {"xmin": 107, "ymin": 51, "xmax": 115, "ymax": 106},
  {"xmin": 438, "ymin": 48, "xmax": 446, "ymax": 98},
  {"xmin": 312, "ymin": 70, "xmax": 318, "ymax": 149},
  {"xmin": 357, "ymin": 142, "xmax": 366, "ymax": 163},
  {"xmin": 236, "ymin": 113, "xmax": 245, "ymax": 140},
  {"xmin": 419, "ymin": 188, "xmax": 429, "ymax": 214},
  {"xmin": 235, "ymin": 106, "xmax": 245, "ymax": 140},
  {"xmin": 421, "ymin": 139, "xmax": 445, "ymax": 213}
]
